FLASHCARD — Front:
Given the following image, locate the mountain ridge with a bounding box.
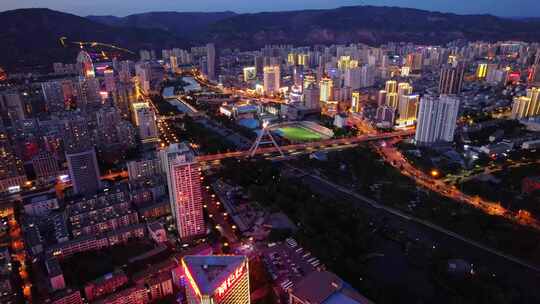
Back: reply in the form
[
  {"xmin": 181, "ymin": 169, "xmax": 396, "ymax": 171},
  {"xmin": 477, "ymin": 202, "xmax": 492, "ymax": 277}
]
[
  {"xmin": 0, "ymin": 8, "xmax": 187, "ymax": 70},
  {"xmin": 2, "ymin": 6, "xmax": 540, "ymax": 71}
]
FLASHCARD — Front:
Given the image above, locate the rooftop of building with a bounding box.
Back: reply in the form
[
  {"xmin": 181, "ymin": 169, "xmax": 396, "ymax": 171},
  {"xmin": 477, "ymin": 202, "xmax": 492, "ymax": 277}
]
[
  {"xmin": 87, "ymin": 270, "xmax": 127, "ymax": 286},
  {"xmin": 182, "ymin": 255, "xmax": 247, "ymax": 295},
  {"xmin": 291, "ymin": 270, "xmax": 373, "ymax": 304}
]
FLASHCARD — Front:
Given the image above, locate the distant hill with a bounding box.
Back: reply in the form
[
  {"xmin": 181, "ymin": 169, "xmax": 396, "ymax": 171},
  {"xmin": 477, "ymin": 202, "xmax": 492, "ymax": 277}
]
[
  {"xmin": 87, "ymin": 11, "xmax": 237, "ymax": 39},
  {"xmin": 2, "ymin": 6, "xmax": 540, "ymax": 71},
  {"xmin": 0, "ymin": 8, "xmax": 187, "ymax": 70},
  {"xmin": 202, "ymin": 5, "xmax": 540, "ymax": 49}
]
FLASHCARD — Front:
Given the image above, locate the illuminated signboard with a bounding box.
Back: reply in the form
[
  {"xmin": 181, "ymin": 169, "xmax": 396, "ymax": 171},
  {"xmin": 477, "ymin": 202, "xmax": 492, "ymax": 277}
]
[{"xmin": 214, "ymin": 261, "xmax": 247, "ymax": 300}]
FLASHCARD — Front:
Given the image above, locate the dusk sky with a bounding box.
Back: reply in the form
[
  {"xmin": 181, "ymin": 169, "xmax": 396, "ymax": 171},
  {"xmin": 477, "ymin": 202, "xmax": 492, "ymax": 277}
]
[{"xmin": 0, "ymin": 0, "xmax": 538, "ymax": 17}]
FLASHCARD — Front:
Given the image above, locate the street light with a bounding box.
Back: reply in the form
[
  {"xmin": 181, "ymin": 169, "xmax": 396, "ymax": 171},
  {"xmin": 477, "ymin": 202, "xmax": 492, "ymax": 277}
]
[{"xmin": 430, "ymin": 169, "xmax": 439, "ymax": 178}]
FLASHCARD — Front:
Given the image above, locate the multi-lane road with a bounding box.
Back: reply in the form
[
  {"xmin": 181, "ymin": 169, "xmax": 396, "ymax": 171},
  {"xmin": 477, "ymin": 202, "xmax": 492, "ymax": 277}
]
[
  {"xmin": 196, "ymin": 129, "xmax": 414, "ymax": 162},
  {"xmin": 376, "ymin": 139, "xmax": 540, "ymax": 230}
]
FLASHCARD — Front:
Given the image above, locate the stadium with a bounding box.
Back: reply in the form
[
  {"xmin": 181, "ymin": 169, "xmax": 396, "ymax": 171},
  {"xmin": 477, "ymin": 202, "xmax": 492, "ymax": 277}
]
[{"xmin": 271, "ymin": 121, "xmax": 333, "ymax": 142}]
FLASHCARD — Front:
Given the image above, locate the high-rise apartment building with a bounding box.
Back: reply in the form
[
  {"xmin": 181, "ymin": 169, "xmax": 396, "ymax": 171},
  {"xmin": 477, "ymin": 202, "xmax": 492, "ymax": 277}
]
[
  {"xmin": 131, "ymin": 102, "xmax": 158, "ymax": 143},
  {"xmin": 263, "ymin": 66, "xmax": 280, "ymax": 96},
  {"xmin": 319, "ymin": 77, "xmax": 333, "ymax": 102},
  {"xmin": 75, "ymin": 77, "xmax": 101, "ymax": 109},
  {"xmin": 182, "ymin": 255, "xmax": 250, "ymax": 304},
  {"xmin": 415, "ymin": 95, "xmax": 460, "ymax": 145},
  {"xmin": 351, "ymin": 91, "xmax": 368, "ymax": 113},
  {"xmin": 243, "ymin": 67, "xmax": 256, "ymax": 82},
  {"xmin": 42, "ymin": 81, "xmax": 66, "ymax": 113},
  {"xmin": 66, "ymin": 147, "xmax": 102, "ymax": 195},
  {"xmin": 32, "ymin": 150, "xmax": 59, "ymax": 180},
  {"xmin": 511, "ymin": 87, "xmax": 540, "ymax": 119},
  {"xmin": 385, "ymin": 80, "xmax": 397, "ymax": 94},
  {"xmin": 206, "ymin": 43, "xmax": 216, "ymax": 81},
  {"xmin": 396, "ymin": 94, "xmax": 419, "ymax": 125},
  {"xmin": 476, "ymin": 63, "xmax": 488, "ymax": 79},
  {"xmin": 104, "ymin": 67, "xmax": 116, "ymax": 93},
  {"xmin": 439, "ymin": 64, "xmax": 465, "ymax": 95},
  {"xmin": 303, "ymin": 84, "xmax": 320, "ymax": 110},
  {"xmin": 160, "ymin": 143, "xmax": 205, "ymax": 240}
]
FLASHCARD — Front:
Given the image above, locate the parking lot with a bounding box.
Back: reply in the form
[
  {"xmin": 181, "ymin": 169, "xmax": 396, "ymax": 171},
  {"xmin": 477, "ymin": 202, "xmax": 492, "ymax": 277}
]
[{"xmin": 260, "ymin": 238, "xmax": 324, "ymax": 293}]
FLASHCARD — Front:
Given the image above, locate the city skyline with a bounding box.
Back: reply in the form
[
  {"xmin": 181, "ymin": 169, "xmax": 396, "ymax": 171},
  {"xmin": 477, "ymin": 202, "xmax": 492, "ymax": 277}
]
[
  {"xmin": 0, "ymin": 0, "xmax": 539, "ymax": 17},
  {"xmin": 1, "ymin": 1, "xmax": 540, "ymax": 303}
]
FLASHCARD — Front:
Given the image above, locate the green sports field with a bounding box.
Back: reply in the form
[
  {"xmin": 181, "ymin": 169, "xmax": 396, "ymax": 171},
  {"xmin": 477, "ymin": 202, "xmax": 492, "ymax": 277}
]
[{"xmin": 277, "ymin": 126, "xmax": 322, "ymax": 142}]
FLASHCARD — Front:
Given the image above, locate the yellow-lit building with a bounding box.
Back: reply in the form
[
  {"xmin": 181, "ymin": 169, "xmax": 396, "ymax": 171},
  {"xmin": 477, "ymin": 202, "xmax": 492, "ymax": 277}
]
[
  {"xmin": 401, "ymin": 66, "xmax": 411, "ymax": 77},
  {"xmin": 338, "ymin": 56, "xmax": 359, "ymax": 70},
  {"xmin": 319, "ymin": 77, "xmax": 333, "ymax": 102},
  {"xmin": 386, "ymin": 93, "xmax": 399, "ymax": 109},
  {"xmin": 242, "ymin": 67, "xmax": 256, "ymax": 82},
  {"xmin": 385, "ymin": 80, "xmax": 397, "ymax": 94},
  {"xmin": 298, "ymin": 54, "xmax": 309, "ymax": 67},
  {"xmin": 287, "ymin": 53, "xmax": 297, "ymax": 66},
  {"xmin": 182, "ymin": 255, "xmax": 250, "ymax": 304},
  {"xmin": 303, "ymin": 75, "xmax": 317, "ymax": 89},
  {"xmin": 512, "ymin": 87, "xmax": 540, "ymax": 119},
  {"xmin": 350, "ymin": 92, "xmax": 364, "ymax": 113},
  {"xmin": 448, "ymin": 55, "xmax": 459, "ymax": 65},
  {"xmin": 397, "ymin": 82, "xmax": 413, "ymax": 96},
  {"xmin": 338, "ymin": 56, "xmax": 351, "ymax": 70},
  {"xmin": 477, "ymin": 63, "xmax": 488, "ymax": 79},
  {"xmin": 396, "ymin": 94, "xmax": 419, "ymax": 126}
]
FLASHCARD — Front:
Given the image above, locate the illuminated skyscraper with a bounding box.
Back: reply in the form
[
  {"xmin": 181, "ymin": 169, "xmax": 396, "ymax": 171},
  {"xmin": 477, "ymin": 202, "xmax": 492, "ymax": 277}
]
[
  {"xmin": 351, "ymin": 91, "xmax": 367, "ymax": 113},
  {"xmin": 170, "ymin": 56, "xmax": 178, "ymax": 71},
  {"xmin": 119, "ymin": 60, "xmax": 133, "ymax": 83},
  {"xmin": 104, "ymin": 67, "xmax": 116, "ymax": 93},
  {"xmin": 160, "ymin": 143, "xmax": 205, "ymax": 240},
  {"xmin": 377, "ymin": 90, "xmax": 387, "ymax": 107},
  {"xmin": 396, "ymin": 94, "xmax": 419, "ymax": 126},
  {"xmin": 242, "ymin": 67, "xmax": 256, "ymax": 82},
  {"xmin": 75, "ymin": 77, "xmax": 101, "ymax": 109},
  {"xmin": 439, "ymin": 64, "xmax": 465, "ymax": 95},
  {"xmin": 511, "ymin": 87, "xmax": 540, "ymax": 119},
  {"xmin": 406, "ymin": 53, "xmax": 423, "ymax": 72},
  {"xmin": 131, "ymin": 102, "xmax": 158, "ymax": 143},
  {"xmin": 338, "ymin": 56, "xmax": 352, "ymax": 70},
  {"xmin": 397, "ymin": 82, "xmax": 413, "ymax": 96},
  {"xmin": 298, "ymin": 54, "xmax": 309, "ymax": 67},
  {"xmin": 415, "ymin": 95, "xmax": 460, "ymax": 145},
  {"xmin": 182, "ymin": 255, "xmax": 250, "ymax": 304},
  {"xmin": 287, "ymin": 53, "xmax": 297, "ymax": 66},
  {"xmin": 135, "ymin": 62, "xmax": 152, "ymax": 94},
  {"xmin": 303, "ymin": 74, "xmax": 317, "ymax": 89},
  {"xmin": 476, "ymin": 63, "xmax": 488, "ymax": 79},
  {"xmin": 386, "ymin": 93, "xmax": 398, "ymax": 109},
  {"xmin": 528, "ymin": 64, "xmax": 540, "ymax": 85},
  {"xmin": 206, "ymin": 43, "xmax": 216, "ymax": 81},
  {"xmin": 303, "ymin": 84, "xmax": 320, "ymax": 110},
  {"xmin": 385, "ymin": 80, "xmax": 397, "ymax": 94},
  {"xmin": 263, "ymin": 66, "xmax": 280, "ymax": 96},
  {"xmin": 319, "ymin": 77, "xmax": 333, "ymax": 102}
]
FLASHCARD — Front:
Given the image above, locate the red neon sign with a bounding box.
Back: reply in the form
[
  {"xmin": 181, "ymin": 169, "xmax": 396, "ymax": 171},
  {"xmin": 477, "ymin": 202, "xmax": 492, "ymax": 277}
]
[{"xmin": 215, "ymin": 262, "xmax": 247, "ymax": 299}]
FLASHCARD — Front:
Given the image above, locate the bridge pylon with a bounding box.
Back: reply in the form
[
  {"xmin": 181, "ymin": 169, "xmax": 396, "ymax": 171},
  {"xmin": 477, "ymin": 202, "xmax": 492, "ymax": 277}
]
[{"xmin": 247, "ymin": 121, "xmax": 284, "ymax": 158}]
